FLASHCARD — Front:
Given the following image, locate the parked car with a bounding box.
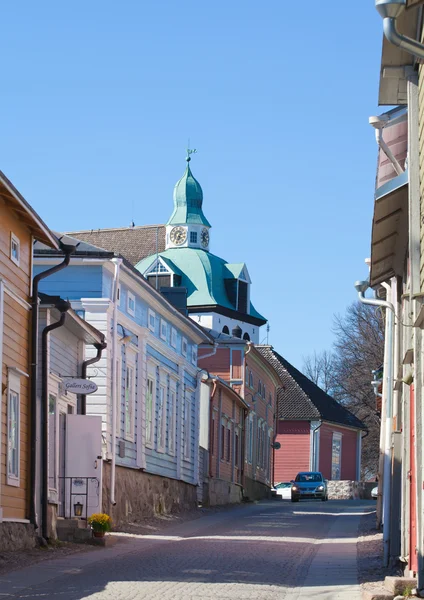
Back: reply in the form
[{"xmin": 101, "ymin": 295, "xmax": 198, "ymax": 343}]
[
  {"xmin": 371, "ymin": 486, "xmax": 378, "ymax": 499},
  {"xmin": 291, "ymin": 472, "xmax": 328, "ymax": 502},
  {"xmin": 273, "ymin": 482, "xmax": 292, "ymax": 500}
]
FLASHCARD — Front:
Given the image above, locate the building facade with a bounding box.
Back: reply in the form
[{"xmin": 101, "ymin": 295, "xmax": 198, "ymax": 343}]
[
  {"xmin": 34, "ymin": 237, "xmax": 213, "ymax": 526},
  {"xmin": 0, "ymin": 171, "xmax": 60, "ymax": 550},
  {"xmin": 256, "ymin": 347, "xmax": 364, "ymax": 485}
]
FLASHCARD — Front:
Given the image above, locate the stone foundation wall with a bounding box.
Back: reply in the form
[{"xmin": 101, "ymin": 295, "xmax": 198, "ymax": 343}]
[
  {"xmin": 0, "ymin": 522, "xmax": 36, "ymax": 551},
  {"xmin": 207, "ymin": 478, "xmax": 243, "ymax": 506},
  {"xmin": 102, "ymin": 463, "xmax": 197, "ymax": 527},
  {"xmin": 243, "ymin": 477, "xmax": 272, "ymax": 502},
  {"xmin": 327, "ymin": 480, "xmax": 376, "ymax": 500}
]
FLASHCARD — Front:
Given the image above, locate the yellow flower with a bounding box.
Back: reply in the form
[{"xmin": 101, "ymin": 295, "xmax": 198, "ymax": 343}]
[{"xmin": 88, "ymin": 513, "xmax": 112, "ymax": 532}]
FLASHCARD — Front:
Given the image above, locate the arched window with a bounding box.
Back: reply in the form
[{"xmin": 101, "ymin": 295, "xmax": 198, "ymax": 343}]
[
  {"xmin": 222, "ymin": 325, "xmax": 230, "ymax": 334},
  {"xmin": 243, "ymin": 332, "xmax": 250, "ymax": 341}
]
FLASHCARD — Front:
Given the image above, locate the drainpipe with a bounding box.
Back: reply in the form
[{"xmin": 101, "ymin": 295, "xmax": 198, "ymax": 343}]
[
  {"xmin": 110, "ymin": 258, "xmax": 122, "ymax": 508},
  {"xmin": 208, "ymin": 379, "xmax": 217, "ymax": 478},
  {"xmin": 376, "ymin": 0, "xmax": 424, "ymax": 61},
  {"xmin": 41, "ymin": 299, "xmax": 70, "ymax": 540},
  {"xmin": 369, "ymin": 116, "xmax": 404, "ymax": 176},
  {"xmin": 80, "ymin": 341, "xmax": 106, "ymax": 415},
  {"xmin": 355, "ymin": 279, "xmax": 395, "ymax": 567},
  {"xmin": 30, "ymin": 244, "xmax": 75, "ymax": 528},
  {"xmin": 199, "ymin": 342, "xmax": 218, "ymax": 361}
]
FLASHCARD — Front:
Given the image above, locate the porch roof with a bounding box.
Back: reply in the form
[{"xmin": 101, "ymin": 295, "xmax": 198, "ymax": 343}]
[{"xmin": 370, "ymin": 170, "xmax": 409, "ymax": 287}]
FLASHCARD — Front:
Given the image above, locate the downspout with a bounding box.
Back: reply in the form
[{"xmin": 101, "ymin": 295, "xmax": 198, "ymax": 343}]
[
  {"xmin": 199, "ymin": 342, "xmax": 218, "ymax": 361},
  {"xmin": 369, "ymin": 117, "xmax": 404, "ymax": 176},
  {"xmin": 30, "ymin": 244, "xmax": 75, "ymax": 528},
  {"xmin": 110, "ymin": 257, "xmax": 122, "ymax": 508},
  {"xmin": 355, "ymin": 279, "xmax": 395, "ymax": 567},
  {"xmin": 208, "ymin": 379, "xmax": 217, "ymax": 478},
  {"xmin": 41, "ymin": 300, "xmax": 70, "ymax": 540},
  {"xmin": 80, "ymin": 341, "xmax": 106, "ymax": 415},
  {"xmin": 376, "ymin": 0, "xmax": 424, "ymax": 61},
  {"xmin": 312, "ymin": 421, "xmax": 323, "ymax": 473}
]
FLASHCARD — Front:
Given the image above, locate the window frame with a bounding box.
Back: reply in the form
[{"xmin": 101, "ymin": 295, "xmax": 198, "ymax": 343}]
[
  {"xmin": 124, "ymin": 358, "xmax": 136, "ymax": 442},
  {"xmin": 191, "ymin": 345, "xmax": 197, "ymax": 366},
  {"xmin": 157, "ymin": 380, "xmax": 167, "ymax": 453},
  {"xmin": 331, "ymin": 432, "xmax": 342, "ymax": 480},
  {"xmin": 148, "ymin": 309, "xmax": 156, "ymax": 332},
  {"xmin": 168, "ymin": 382, "xmax": 177, "ymax": 456},
  {"xmin": 145, "ymin": 369, "xmax": 156, "ymax": 448},
  {"xmin": 182, "ymin": 337, "xmax": 188, "ymax": 357},
  {"xmin": 226, "ymin": 423, "xmax": 231, "ymax": 462},
  {"xmin": 190, "ymin": 231, "xmax": 198, "ymax": 244},
  {"xmin": 127, "ymin": 291, "xmax": 136, "ymax": 317},
  {"xmin": 171, "ymin": 327, "xmax": 177, "ymax": 348},
  {"xmin": 115, "ymin": 354, "xmax": 122, "ymax": 436},
  {"xmin": 160, "ymin": 319, "xmax": 168, "ymax": 341},
  {"xmin": 183, "ymin": 390, "xmax": 191, "ymax": 460},
  {"xmin": 7, "ymin": 370, "xmax": 21, "ymax": 486},
  {"xmin": 10, "ymin": 232, "xmax": 20, "ymax": 267}
]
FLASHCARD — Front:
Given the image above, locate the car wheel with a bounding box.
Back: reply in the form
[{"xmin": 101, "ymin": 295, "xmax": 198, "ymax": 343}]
[
  {"xmin": 321, "ymin": 496, "xmax": 326, "ymax": 501},
  {"xmin": 291, "ymin": 497, "xmax": 299, "ymax": 503}
]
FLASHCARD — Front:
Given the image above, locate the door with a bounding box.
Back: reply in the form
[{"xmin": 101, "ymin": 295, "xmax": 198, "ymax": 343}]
[
  {"xmin": 410, "ymin": 384, "xmax": 418, "ymax": 573},
  {"xmin": 58, "ymin": 413, "xmax": 66, "ymax": 517},
  {"xmin": 64, "ymin": 415, "xmax": 103, "ymax": 519}
]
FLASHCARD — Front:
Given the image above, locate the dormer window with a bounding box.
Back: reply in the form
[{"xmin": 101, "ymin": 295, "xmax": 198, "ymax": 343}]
[
  {"xmin": 145, "ymin": 258, "xmax": 172, "ymax": 290},
  {"xmin": 190, "ymin": 231, "xmax": 198, "ymax": 244}
]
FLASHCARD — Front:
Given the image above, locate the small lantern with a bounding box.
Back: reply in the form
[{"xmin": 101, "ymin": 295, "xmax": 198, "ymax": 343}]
[{"xmin": 74, "ymin": 501, "xmax": 83, "ymax": 517}]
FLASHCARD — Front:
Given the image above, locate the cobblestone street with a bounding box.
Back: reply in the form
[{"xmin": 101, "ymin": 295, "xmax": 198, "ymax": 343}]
[{"xmin": 0, "ymin": 500, "xmax": 374, "ymax": 600}]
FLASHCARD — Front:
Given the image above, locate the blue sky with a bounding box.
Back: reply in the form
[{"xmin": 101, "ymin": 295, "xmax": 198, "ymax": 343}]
[{"xmin": 0, "ymin": 1, "xmax": 383, "ymax": 369}]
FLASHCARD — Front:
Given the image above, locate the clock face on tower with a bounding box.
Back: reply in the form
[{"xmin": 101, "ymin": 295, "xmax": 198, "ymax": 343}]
[
  {"xmin": 200, "ymin": 228, "xmax": 209, "ymax": 248},
  {"xmin": 170, "ymin": 226, "xmax": 187, "ymax": 246}
]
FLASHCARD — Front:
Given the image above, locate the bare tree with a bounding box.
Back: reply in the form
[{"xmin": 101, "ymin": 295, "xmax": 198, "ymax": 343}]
[
  {"xmin": 331, "ymin": 302, "xmax": 384, "ymax": 480},
  {"xmin": 303, "ymin": 302, "xmax": 384, "ymax": 480},
  {"xmin": 302, "ymin": 349, "xmax": 336, "ymax": 394}
]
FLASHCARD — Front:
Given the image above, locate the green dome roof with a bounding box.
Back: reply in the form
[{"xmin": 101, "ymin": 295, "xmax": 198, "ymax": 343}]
[{"xmin": 167, "ymin": 159, "xmax": 211, "ymax": 227}]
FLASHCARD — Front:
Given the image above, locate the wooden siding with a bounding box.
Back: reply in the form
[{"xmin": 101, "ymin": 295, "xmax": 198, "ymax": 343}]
[
  {"xmin": 0, "ymin": 201, "xmax": 32, "ymax": 520},
  {"xmin": 273, "ymin": 421, "xmax": 310, "ymax": 484},
  {"xmin": 34, "ymin": 265, "xmax": 104, "ymax": 300},
  {"xmin": 198, "ymin": 348, "xmax": 230, "ymax": 380},
  {"xmin": 231, "ymin": 349, "xmax": 243, "ymax": 380},
  {"xmin": 319, "ymin": 423, "xmax": 358, "ymax": 481}
]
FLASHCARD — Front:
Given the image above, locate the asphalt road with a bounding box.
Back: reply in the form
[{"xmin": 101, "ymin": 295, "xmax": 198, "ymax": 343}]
[{"xmin": 1, "ymin": 499, "xmax": 374, "ymax": 600}]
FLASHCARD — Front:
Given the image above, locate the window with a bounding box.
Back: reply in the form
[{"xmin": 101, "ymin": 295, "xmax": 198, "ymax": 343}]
[
  {"xmin": 221, "ymin": 423, "xmax": 225, "ymax": 460},
  {"xmin": 249, "ymin": 371, "xmax": 254, "ymax": 389},
  {"xmin": 331, "ymin": 433, "xmax": 342, "ymax": 480},
  {"xmin": 146, "ymin": 376, "xmax": 155, "ymax": 446},
  {"xmin": 258, "ymin": 380, "xmax": 262, "ymax": 396},
  {"xmin": 125, "ymin": 364, "xmax": 135, "ymax": 440},
  {"xmin": 148, "ymin": 259, "xmax": 168, "ymax": 274},
  {"xmin": 7, "ymin": 371, "xmax": 21, "ymax": 485},
  {"xmin": 248, "ymin": 415, "xmax": 254, "ymax": 463},
  {"xmin": 191, "ymin": 345, "xmax": 197, "ymax": 366},
  {"xmin": 157, "ymin": 384, "xmax": 166, "ymax": 452},
  {"xmin": 148, "ymin": 309, "xmax": 155, "ymax": 332},
  {"xmin": 10, "ymin": 233, "xmax": 20, "ymax": 267},
  {"xmin": 222, "ymin": 325, "xmax": 230, "ymax": 335},
  {"xmin": 182, "ymin": 337, "xmax": 188, "ymax": 357},
  {"xmin": 226, "ymin": 426, "xmax": 231, "ymax": 462},
  {"xmin": 184, "ymin": 393, "xmax": 191, "ymax": 460},
  {"xmin": 269, "ymin": 392, "xmax": 272, "ymax": 406},
  {"xmin": 160, "ymin": 319, "xmax": 167, "ymax": 341},
  {"xmin": 190, "ymin": 231, "xmax": 197, "ymax": 244},
  {"xmin": 263, "ymin": 384, "xmax": 266, "ymax": 399},
  {"xmin": 127, "ymin": 291, "xmax": 136, "ymax": 316},
  {"xmin": 243, "ymin": 332, "xmax": 250, "ymax": 341},
  {"xmin": 235, "ymin": 431, "xmax": 239, "ymax": 467},
  {"xmin": 116, "ymin": 357, "xmax": 122, "ymax": 436},
  {"xmin": 211, "ymin": 414, "xmax": 215, "ymax": 456},
  {"xmin": 168, "ymin": 387, "xmax": 176, "ymax": 455},
  {"xmin": 171, "ymin": 327, "xmax": 177, "ymax": 348},
  {"xmin": 245, "ymin": 366, "xmax": 249, "ymax": 384}
]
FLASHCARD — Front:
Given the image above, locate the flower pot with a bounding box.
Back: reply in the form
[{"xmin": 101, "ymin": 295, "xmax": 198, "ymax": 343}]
[{"xmin": 92, "ymin": 530, "xmax": 105, "ymax": 538}]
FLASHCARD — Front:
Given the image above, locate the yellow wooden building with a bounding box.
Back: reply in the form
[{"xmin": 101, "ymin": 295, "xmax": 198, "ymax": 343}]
[{"xmin": 0, "ymin": 170, "xmax": 58, "ymax": 548}]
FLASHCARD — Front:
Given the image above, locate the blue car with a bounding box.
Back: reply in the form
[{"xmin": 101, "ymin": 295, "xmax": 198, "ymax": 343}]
[{"xmin": 291, "ymin": 472, "xmax": 328, "ymax": 502}]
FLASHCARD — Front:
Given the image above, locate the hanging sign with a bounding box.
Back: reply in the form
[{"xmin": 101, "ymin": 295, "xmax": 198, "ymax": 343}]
[{"xmin": 64, "ymin": 379, "xmax": 98, "ymax": 395}]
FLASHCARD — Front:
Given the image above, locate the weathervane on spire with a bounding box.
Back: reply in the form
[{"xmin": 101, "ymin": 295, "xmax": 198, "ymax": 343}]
[{"xmin": 186, "ymin": 145, "xmax": 197, "ymax": 162}]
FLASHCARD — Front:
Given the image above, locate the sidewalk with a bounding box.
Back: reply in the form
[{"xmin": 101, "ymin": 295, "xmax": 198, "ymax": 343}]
[{"xmin": 285, "ymin": 505, "xmax": 365, "ymax": 600}]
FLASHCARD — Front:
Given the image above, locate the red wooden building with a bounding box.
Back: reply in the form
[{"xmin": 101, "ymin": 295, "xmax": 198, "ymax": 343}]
[{"xmin": 257, "ymin": 347, "xmax": 365, "ymax": 484}]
